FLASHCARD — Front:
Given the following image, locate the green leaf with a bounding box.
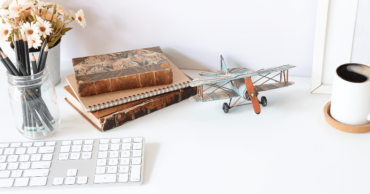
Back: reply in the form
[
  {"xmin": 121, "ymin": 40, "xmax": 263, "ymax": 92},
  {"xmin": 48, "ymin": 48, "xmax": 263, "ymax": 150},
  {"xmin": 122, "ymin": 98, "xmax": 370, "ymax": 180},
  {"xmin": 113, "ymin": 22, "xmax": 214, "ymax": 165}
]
[
  {"xmin": 48, "ymin": 33, "xmax": 62, "ymax": 48},
  {"xmin": 61, "ymin": 27, "xmax": 72, "ymax": 35}
]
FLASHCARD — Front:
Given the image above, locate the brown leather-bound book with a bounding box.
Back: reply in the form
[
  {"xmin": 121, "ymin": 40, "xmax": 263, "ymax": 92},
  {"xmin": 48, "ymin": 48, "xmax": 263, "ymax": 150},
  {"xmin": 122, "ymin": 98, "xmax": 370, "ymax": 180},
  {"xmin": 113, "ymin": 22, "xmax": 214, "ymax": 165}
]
[
  {"xmin": 73, "ymin": 46, "xmax": 173, "ymax": 97},
  {"xmin": 65, "ymin": 85, "xmax": 197, "ymax": 132}
]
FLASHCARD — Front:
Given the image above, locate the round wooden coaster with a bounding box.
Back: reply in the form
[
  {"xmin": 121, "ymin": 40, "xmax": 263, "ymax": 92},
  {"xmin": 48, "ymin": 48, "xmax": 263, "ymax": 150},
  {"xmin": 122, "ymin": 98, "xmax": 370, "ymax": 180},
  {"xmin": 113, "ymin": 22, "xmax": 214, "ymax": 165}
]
[{"xmin": 324, "ymin": 101, "xmax": 370, "ymax": 133}]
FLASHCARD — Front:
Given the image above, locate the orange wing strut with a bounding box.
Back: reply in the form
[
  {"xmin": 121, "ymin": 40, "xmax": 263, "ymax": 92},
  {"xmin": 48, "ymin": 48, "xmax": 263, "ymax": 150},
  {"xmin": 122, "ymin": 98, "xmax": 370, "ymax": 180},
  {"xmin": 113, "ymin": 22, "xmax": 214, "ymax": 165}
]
[
  {"xmin": 245, "ymin": 77, "xmax": 261, "ymax": 114},
  {"xmin": 230, "ymin": 97, "xmax": 241, "ymax": 108}
]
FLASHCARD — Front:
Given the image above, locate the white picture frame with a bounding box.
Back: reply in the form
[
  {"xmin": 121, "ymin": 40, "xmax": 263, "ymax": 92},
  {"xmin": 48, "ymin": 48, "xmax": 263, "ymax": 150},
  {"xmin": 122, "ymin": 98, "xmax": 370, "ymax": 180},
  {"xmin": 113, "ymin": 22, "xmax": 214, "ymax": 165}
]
[{"xmin": 311, "ymin": 0, "xmax": 359, "ymax": 94}]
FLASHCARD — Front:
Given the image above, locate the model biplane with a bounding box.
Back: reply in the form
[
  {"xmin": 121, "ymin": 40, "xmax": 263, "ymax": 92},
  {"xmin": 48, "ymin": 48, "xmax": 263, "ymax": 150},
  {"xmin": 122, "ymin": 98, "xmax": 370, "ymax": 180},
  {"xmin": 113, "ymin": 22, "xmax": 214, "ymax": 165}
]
[{"xmin": 189, "ymin": 56, "xmax": 296, "ymax": 114}]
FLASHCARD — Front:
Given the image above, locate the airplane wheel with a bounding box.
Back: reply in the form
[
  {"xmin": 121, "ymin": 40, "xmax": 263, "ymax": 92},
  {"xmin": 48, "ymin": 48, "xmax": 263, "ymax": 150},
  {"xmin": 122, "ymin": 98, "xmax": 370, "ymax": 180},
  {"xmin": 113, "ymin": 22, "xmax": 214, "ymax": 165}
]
[
  {"xmin": 222, "ymin": 103, "xmax": 230, "ymax": 113},
  {"xmin": 261, "ymin": 96, "xmax": 267, "ymax": 107}
]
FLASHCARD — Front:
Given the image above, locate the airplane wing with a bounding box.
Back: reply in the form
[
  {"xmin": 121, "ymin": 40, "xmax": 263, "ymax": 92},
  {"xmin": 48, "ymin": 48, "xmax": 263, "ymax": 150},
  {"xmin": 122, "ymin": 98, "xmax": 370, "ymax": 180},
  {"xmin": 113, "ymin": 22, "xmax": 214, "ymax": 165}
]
[
  {"xmin": 199, "ymin": 68, "xmax": 248, "ymax": 77},
  {"xmin": 189, "ymin": 88, "xmax": 239, "ymax": 102},
  {"xmin": 190, "ymin": 64, "xmax": 295, "ymax": 87},
  {"xmin": 255, "ymin": 81, "xmax": 295, "ymax": 92}
]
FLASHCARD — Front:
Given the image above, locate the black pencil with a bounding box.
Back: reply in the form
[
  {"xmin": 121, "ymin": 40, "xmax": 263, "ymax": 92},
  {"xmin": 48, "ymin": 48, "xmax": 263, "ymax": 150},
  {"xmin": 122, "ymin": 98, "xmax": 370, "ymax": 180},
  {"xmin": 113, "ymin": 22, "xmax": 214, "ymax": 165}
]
[
  {"xmin": 22, "ymin": 34, "xmax": 30, "ymax": 75},
  {"xmin": 37, "ymin": 41, "xmax": 46, "ymax": 71},
  {"xmin": 31, "ymin": 54, "xmax": 37, "ymax": 74},
  {"xmin": 18, "ymin": 34, "xmax": 25, "ymax": 72},
  {"xmin": 1, "ymin": 51, "xmax": 21, "ymax": 76},
  {"xmin": 39, "ymin": 45, "xmax": 48, "ymax": 71},
  {"xmin": 16, "ymin": 59, "xmax": 28, "ymax": 76}
]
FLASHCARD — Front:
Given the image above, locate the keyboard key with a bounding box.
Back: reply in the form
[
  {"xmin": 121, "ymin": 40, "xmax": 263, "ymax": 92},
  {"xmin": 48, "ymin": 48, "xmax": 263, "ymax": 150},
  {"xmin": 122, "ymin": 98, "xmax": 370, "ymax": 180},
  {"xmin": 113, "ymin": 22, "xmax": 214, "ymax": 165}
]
[
  {"xmin": 121, "ymin": 138, "xmax": 131, "ymax": 143},
  {"xmin": 0, "ymin": 149, "xmax": 3, "ymax": 155},
  {"xmin": 53, "ymin": 177, "xmax": 64, "ymax": 185},
  {"xmin": 11, "ymin": 170, "xmax": 23, "ymax": 178},
  {"xmin": 27, "ymin": 147, "xmax": 38, "ymax": 154},
  {"xmin": 19, "ymin": 155, "xmax": 30, "ymax": 162},
  {"xmin": 100, "ymin": 139, "xmax": 109, "ymax": 144},
  {"xmin": 109, "ymin": 151, "xmax": 119, "ymax": 158},
  {"xmin": 82, "ymin": 152, "xmax": 92, "ymax": 159},
  {"xmin": 132, "ymin": 158, "xmax": 142, "ymax": 165},
  {"xmin": 130, "ymin": 165, "xmax": 141, "ymax": 182},
  {"xmin": 61, "ymin": 141, "xmax": 71, "ymax": 146},
  {"xmin": 30, "ymin": 154, "xmax": 42, "ymax": 161},
  {"xmin": 38, "ymin": 147, "xmax": 55, "ymax": 154},
  {"xmin": 19, "ymin": 162, "xmax": 31, "ymax": 170},
  {"xmin": 0, "ymin": 178, "xmax": 14, "ymax": 188},
  {"xmin": 67, "ymin": 169, "xmax": 77, "ymax": 177},
  {"xmin": 110, "ymin": 144, "xmax": 120, "ymax": 150},
  {"xmin": 22, "ymin": 143, "xmax": 32, "ymax": 147},
  {"xmin": 73, "ymin": 140, "xmax": 83, "ymax": 145},
  {"xmin": 59, "ymin": 153, "xmax": 69, "ymax": 160},
  {"xmin": 8, "ymin": 163, "xmax": 19, "ymax": 170},
  {"xmin": 10, "ymin": 143, "xmax": 21, "ymax": 148},
  {"xmin": 95, "ymin": 167, "xmax": 105, "ymax": 174},
  {"xmin": 31, "ymin": 162, "xmax": 51, "ymax": 169},
  {"xmin": 14, "ymin": 178, "xmax": 29, "ymax": 187},
  {"xmin": 0, "ymin": 171, "xmax": 10, "ymax": 178},
  {"xmin": 8, "ymin": 155, "xmax": 18, "ymax": 162},
  {"xmin": 132, "ymin": 150, "xmax": 142, "ymax": 157},
  {"xmin": 77, "ymin": 176, "xmax": 88, "ymax": 184},
  {"xmin": 15, "ymin": 148, "xmax": 26, "ymax": 155},
  {"xmin": 4, "ymin": 148, "xmax": 15, "ymax": 155},
  {"xmin": 29, "ymin": 177, "xmax": 47, "ymax": 186},
  {"xmin": 98, "ymin": 152, "xmax": 108, "ymax": 159},
  {"xmin": 71, "ymin": 145, "xmax": 82, "ymax": 152},
  {"xmin": 97, "ymin": 159, "xmax": 106, "ymax": 166},
  {"xmin": 0, "ymin": 163, "xmax": 7, "ymax": 170},
  {"xmin": 94, "ymin": 174, "xmax": 116, "ymax": 183},
  {"xmin": 133, "ymin": 138, "xmax": 143, "ymax": 143},
  {"xmin": 133, "ymin": 143, "xmax": 142, "ymax": 150},
  {"xmin": 118, "ymin": 174, "xmax": 128, "ymax": 182},
  {"xmin": 45, "ymin": 142, "xmax": 56, "ymax": 146},
  {"xmin": 120, "ymin": 151, "xmax": 130, "ymax": 158},
  {"xmin": 84, "ymin": 140, "xmax": 94, "ymax": 145},
  {"xmin": 108, "ymin": 159, "xmax": 118, "ymax": 166},
  {"xmin": 107, "ymin": 166, "xmax": 117, "ymax": 173},
  {"xmin": 0, "ymin": 155, "xmax": 7, "ymax": 162},
  {"xmin": 60, "ymin": 146, "xmax": 70, "ymax": 153},
  {"xmin": 23, "ymin": 169, "xmax": 49, "ymax": 177},
  {"xmin": 111, "ymin": 139, "xmax": 120, "ymax": 143},
  {"xmin": 120, "ymin": 158, "xmax": 130, "ymax": 165},
  {"xmin": 70, "ymin": 153, "xmax": 80, "ymax": 160},
  {"xmin": 42, "ymin": 154, "xmax": 53, "ymax": 161},
  {"xmin": 0, "ymin": 143, "xmax": 9, "ymax": 148},
  {"xmin": 64, "ymin": 177, "xmax": 76, "ymax": 185},
  {"xmin": 119, "ymin": 166, "xmax": 129, "ymax": 173},
  {"xmin": 99, "ymin": 144, "xmax": 108, "ymax": 151},
  {"xmin": 33, "ymin": 142, "xmax": 45, "ymax": 147},
  {"xmin": 121, "ymin": 143, "xmax": 131, "ymax": 150},
  {"xmin": 83, "ymin": 145, "xmax": 93, "ymax": 152}
]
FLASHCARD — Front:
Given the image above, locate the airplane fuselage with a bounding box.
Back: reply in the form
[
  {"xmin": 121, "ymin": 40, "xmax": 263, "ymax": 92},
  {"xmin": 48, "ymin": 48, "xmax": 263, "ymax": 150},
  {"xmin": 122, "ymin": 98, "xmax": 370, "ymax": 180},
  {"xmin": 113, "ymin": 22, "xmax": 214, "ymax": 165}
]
[{"xmin": 228, "ymin": 78, "xmax": 250, "ymax": 99}]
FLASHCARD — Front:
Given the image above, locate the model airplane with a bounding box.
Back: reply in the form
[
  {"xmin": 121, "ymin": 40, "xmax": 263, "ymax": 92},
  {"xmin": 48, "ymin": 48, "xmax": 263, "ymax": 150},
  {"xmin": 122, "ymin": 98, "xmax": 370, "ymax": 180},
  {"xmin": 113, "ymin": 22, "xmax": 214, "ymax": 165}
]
[{"xmin": 189, "ymin": 56, "xmax": 296, "ymax": 114}]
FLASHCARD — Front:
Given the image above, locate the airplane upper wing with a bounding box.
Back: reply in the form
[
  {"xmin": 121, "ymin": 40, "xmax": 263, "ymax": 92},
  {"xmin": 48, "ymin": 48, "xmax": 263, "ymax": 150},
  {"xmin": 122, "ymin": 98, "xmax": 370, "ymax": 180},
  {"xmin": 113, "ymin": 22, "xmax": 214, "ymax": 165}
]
[
  {"xmin": 190, "ymin": 64, "xmax": 295, "ymax": 87},
  {"xmin": 189, "ymin": 88, "xmax": 239, "ymax": 102},
  {"xmin": 255, "ymin": 81, "xmax": 295, "ymax": 92},
  {"xmin": 199, "ymin": 68, "xmax": 248, "ymax": 77}
]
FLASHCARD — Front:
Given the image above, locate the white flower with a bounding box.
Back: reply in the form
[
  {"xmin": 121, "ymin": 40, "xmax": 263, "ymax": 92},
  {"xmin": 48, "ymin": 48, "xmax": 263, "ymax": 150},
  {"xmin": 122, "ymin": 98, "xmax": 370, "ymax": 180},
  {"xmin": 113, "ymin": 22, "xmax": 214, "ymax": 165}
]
[
  {"xmin": 36, "ymin": 20, "xmax": 52, "ymax": 38},
  {"xmin": 56, "ymin": 5, "xmax": 67, "ymax": 15},
  {"xmin": 20, "ymin": 22, "xmax": 40, "ymax": 38},
  {"xmin": 35, "ymin": 0, "xmax": 53, "ymax": 7},
  {"xmin": 0, "ymin": 0, "xmax": 12, "ymax": 9},
  {"xmin": 75, "ymin": 9, "xmax": 86, "ymax": 28},
  {"xmin": 69, "ymin": 9, "xmax": 75, "ymax": 18},
  {"xmin": 28, "ymin": 35, "xmax": 42, "ymax": 49},
  {"xmin": 0, "ymin": 10, "xmax": 10, "ymax": 18},
  {"xmin": 0, "ymin": 22, "xmax": 12, "ymax": 42}
]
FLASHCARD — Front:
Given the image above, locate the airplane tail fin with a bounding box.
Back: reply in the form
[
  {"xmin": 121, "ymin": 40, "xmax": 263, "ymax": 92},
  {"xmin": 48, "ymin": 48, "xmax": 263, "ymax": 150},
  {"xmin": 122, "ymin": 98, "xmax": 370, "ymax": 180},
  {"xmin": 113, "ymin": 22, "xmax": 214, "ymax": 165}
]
[{"xmin": 220, "ymin": 55, "xmax": 229, "ymax": 74}]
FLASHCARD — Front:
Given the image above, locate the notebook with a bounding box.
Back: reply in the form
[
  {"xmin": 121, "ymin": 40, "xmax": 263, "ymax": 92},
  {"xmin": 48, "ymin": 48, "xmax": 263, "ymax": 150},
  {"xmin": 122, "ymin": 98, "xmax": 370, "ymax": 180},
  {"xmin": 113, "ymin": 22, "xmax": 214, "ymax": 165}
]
[{"xmin": 66, "ymin": 59, "xmax": 192, "ymax": 112}]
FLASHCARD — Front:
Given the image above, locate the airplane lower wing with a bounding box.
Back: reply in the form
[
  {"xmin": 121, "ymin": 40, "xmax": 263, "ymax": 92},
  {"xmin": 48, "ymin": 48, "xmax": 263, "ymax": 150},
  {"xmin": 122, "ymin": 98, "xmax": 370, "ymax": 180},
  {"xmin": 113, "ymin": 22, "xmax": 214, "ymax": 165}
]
[
  {"xmin": 189, "ymin": 88, "xmax": 239, "ymax": 102},
  {"xmin": 255, "ymin": 81, "xmax": 295, "ymax": 92}
]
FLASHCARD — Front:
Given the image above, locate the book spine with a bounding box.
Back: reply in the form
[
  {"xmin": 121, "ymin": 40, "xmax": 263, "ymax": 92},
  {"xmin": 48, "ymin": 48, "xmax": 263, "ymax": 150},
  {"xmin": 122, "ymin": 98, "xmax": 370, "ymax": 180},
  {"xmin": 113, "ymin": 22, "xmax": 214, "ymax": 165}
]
[
  {"xmin": 100, "ymin": 87, "xmax": 197, "ymax": 131},
  {"xmin": 78, "ymin": 68, "xmax": 173, "ymax": 97},
  {"xmin": 87, "ymin": 81, "xmax": 190, "ymax": 112}
]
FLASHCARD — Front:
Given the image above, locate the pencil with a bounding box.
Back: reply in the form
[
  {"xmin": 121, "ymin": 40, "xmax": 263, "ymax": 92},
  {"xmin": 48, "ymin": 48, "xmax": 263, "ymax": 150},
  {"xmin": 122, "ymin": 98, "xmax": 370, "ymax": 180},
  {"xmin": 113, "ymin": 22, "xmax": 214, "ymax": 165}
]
[
  {"xmin": 1, "ymin": 51, "xmax": 21, "ymax": 76},
  {"xmin": 16, "ymin": 60, "xmax": 28, "ymax": 76},
  {"xmin": 38, "ymin": 45, "xmax": 48, "ymax": 72},
  {"xmin": 37, "ymin": 41, "xmax": 46, "ymax": 71},
  {"xmin": 18, "ymin": 34, "xmax": 25, "ymax": 72},
  {"xmin": 31, "ymin": 54, "xmax": 37, "ymax": 74},
  {"xmin": 22, "ymin": 34, "xmax": 30, "ymax": 75}
]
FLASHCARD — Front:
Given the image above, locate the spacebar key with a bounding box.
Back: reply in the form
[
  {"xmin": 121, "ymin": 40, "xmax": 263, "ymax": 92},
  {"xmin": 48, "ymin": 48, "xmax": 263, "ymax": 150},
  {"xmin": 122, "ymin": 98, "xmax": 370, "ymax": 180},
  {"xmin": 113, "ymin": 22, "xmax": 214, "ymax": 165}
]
[{"xmin": 94, "ymin": 174, "xmax": 116, "ymax": 183}]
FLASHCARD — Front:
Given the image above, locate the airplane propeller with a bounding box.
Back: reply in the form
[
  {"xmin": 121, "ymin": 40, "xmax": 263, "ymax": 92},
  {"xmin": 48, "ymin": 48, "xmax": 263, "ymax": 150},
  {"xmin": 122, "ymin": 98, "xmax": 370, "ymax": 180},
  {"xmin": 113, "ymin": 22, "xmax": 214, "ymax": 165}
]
[{"xmin": 244, "ymin": 77, "xmax": 261, "ymax": 114}]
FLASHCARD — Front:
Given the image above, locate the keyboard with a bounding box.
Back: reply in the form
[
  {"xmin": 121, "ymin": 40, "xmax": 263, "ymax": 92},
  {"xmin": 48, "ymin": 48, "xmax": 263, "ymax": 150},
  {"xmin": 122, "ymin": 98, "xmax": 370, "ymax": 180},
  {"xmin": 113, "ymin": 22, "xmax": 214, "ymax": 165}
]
[{"xmin": 0, "ymin": 137, "xmax": 144, "ymax": 189}]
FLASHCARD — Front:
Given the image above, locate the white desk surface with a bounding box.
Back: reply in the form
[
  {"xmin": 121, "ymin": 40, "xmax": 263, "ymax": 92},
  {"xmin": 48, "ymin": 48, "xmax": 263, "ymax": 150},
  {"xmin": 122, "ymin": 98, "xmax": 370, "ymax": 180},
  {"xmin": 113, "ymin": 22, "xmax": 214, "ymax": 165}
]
[{"xmin": 0, "ymin": 62, "xmax": 369, "ymax": 194}]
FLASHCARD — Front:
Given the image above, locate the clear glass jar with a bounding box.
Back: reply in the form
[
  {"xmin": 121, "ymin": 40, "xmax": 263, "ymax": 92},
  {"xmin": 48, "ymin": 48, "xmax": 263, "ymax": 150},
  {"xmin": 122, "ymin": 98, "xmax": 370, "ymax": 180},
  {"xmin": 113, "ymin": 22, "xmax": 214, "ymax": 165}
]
[{"xmin": 7, "ymin": 68, "xmax": 60, "ymax": 140}]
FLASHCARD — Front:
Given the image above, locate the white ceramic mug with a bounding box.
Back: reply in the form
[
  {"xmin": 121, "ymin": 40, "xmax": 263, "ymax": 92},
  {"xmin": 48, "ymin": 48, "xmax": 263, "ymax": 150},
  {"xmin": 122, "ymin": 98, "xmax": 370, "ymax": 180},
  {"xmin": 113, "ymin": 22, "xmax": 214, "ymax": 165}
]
[{"xmin": 331, "ymin": 63, "xmax": 370, "ymax": 125}]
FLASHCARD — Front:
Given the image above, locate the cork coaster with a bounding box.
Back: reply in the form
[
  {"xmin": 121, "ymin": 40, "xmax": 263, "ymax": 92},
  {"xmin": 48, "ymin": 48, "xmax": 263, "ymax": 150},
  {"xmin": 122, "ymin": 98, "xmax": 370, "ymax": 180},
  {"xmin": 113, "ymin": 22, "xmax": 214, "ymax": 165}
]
[{"xmin": 324, "ymin": 101, "xmax": 370, "ymax": 133}]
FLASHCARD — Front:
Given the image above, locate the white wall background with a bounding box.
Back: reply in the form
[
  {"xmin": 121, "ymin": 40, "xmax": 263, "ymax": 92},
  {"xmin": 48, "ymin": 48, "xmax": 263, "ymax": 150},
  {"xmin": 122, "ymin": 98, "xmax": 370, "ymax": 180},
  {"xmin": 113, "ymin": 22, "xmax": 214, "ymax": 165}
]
[
  {"xmin": 1, "ymin": 0, "xmax": 318, "ymax": 77},
  {"xmin": 352, "ymin": 0, "xmax": 370, "ymax": 64}
]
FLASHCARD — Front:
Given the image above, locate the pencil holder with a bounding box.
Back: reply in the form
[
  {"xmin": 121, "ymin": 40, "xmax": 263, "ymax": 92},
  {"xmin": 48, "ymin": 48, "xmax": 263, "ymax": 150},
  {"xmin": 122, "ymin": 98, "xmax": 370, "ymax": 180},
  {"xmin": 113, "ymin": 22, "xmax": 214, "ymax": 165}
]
[{"xmin": 7, "ymin": 67, "xmax": 60, "ymax": 139}]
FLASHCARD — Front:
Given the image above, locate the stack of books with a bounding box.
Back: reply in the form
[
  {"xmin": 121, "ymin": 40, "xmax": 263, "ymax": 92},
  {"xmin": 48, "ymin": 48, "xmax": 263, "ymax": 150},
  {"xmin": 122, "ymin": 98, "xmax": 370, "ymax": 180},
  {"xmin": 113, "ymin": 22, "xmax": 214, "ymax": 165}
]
[{"xmin": 65, "ymin": 47, "xmax": 196, "ymax": 132}]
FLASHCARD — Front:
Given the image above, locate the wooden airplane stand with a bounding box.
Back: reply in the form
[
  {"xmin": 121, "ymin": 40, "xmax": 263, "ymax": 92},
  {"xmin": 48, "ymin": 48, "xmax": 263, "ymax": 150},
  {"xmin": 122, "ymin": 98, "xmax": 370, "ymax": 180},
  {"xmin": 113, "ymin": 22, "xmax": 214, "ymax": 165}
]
[{"xmin": 324, "ymin": 101, "xmax": 370, "ymax": 133}]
